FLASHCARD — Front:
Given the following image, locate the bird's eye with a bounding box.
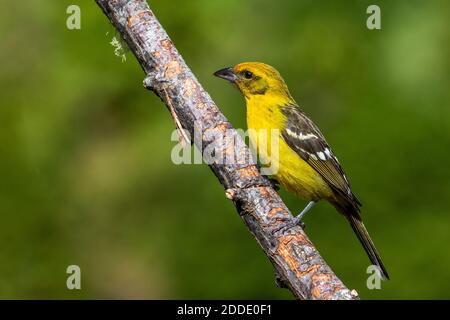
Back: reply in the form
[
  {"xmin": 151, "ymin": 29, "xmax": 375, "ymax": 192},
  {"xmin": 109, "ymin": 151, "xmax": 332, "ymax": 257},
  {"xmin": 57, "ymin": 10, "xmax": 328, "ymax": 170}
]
[{"xmin": 244, "ymin": 71, "xmax": 254, "ymax": 79}]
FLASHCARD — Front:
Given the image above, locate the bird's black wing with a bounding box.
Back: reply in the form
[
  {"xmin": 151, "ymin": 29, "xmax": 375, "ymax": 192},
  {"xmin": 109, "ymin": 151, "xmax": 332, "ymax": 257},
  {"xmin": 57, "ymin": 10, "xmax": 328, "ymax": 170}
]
[{"xmin": 280, "ymin": 104, "xmax": 361, "ymax": 208}]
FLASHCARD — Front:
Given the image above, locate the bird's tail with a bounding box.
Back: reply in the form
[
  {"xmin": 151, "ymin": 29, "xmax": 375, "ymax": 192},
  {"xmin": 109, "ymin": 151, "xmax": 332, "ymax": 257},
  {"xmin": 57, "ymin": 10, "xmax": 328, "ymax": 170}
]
[
  {"xmin": 346, "ymin": 214, "xmax": 389, "ymax": 280},
  {"xmin": 331, "ymin": 195, "xmax": 389, "ymax": 280}
]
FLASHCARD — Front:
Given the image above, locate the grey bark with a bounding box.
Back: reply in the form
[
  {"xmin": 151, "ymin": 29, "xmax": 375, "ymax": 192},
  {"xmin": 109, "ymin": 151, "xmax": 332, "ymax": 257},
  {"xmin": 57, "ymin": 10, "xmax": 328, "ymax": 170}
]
[{"xmin": 95, "ymin": 0, "xmax": 359, "ymax": 300}]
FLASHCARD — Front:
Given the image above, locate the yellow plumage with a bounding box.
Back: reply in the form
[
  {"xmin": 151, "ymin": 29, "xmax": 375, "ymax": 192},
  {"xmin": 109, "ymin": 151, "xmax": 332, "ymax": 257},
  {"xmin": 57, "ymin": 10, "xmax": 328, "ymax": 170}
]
[
  {"xmin": 246, "ymin": 93, "xmax": 333, "ymax": 201},
  {"xmin": 214, "ymin": 61, "xmax": 389, "ymax": 279}
]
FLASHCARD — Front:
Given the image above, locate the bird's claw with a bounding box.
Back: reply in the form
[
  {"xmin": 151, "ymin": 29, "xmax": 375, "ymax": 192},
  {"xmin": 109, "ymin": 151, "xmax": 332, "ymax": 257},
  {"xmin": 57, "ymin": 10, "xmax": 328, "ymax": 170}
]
[
  {"xmin": 276, "ymin": 217, "xmax": 306, "ymax": 235},
  {"xmin": 293, "ymin": 216, "xmax": 306, "ymax": 229}
]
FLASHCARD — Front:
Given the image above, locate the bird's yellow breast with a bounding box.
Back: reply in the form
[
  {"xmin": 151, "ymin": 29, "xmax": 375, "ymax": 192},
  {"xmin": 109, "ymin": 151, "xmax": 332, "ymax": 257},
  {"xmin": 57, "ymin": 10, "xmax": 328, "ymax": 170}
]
[{"xmin": 245, "ymin": 96, "xmax": 333, "ymax": 201}]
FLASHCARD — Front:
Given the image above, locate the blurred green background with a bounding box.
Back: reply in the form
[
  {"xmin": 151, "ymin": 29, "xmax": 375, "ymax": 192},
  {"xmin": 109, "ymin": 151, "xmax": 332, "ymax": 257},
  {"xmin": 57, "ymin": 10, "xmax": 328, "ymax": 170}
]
[{"xmin": 0, "ymin": 0, "xmax": 449, "ymax": 299}]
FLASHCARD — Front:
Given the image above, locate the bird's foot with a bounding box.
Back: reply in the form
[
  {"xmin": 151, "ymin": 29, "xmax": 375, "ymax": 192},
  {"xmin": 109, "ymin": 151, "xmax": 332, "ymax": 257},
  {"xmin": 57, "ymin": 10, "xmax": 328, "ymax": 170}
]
[
  {"xmin": 274, "ymin": 201, "xmax": 315, "ymax": 234},
  {"xmin": 292, "ymin": 216, "xmax": 306, "ymax": 229},
  {"xmin": 275, "ymin": 216, "xmax": 305, "ymax": 235}
]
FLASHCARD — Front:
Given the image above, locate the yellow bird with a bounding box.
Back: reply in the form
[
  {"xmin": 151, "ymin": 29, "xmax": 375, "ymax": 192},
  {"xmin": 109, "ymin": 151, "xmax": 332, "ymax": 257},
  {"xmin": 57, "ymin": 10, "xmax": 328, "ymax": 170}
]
[{"xmin": 214, "ymin": 62, "xmax": 389, "ymax": 279}]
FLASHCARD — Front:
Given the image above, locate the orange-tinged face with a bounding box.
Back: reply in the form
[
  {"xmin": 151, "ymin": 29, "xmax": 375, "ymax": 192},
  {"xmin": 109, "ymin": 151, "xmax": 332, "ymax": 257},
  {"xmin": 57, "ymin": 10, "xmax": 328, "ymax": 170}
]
[{"xmin": 214, "ymin": 62, "xmax": 291, "ymax": 98}]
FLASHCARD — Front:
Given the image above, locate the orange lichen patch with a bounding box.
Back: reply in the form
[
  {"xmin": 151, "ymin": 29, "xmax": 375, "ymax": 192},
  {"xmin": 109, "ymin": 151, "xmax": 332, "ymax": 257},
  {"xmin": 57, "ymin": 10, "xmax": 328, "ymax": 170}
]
[
  {"xmin": 276, "ymin": 234, "xmax": 311, "ymax": 278},
  {"xmin": 214, "ymin": 123, "xmax": 228, "ymax": 133},
  {"xmin": 237, "ymin": 166, "xmax": 260, "ymax": 179},
  {"xmin": 268, "ymin": 207, "xmax": 285, "ymax": 218},
  {"xmin": 259, "ymin": 186, "xmax": 271, "ymax": 198},
  {"xmin": 127, "ymin": 10, "xmax": 149, "ymax": 28},
  {"xmin": 127, "ymin": 15, "xmax": 137, "ymax": 28},
  {"xmin": 160, "ymin": 38, "xmax": 172, "ymax": 50},
  {"xmin": 312, "ymin": 285, "xmax": 328, "ymax": 299},
  {"xmin": 183, "ymin": 78, "xmax": 198, "ymax": 98},
  {"xmin": 164, "ymin": 61, "xmax": 181, "ymax": 78},
  {"xmin": 312, "ymin": 272, "xmax": 332, "ymax": 284},
  {"xmin": 307, "ymin": 264, "xmax": 321, "ymax": 273},
  {"xmin": 276, "ymin": 236, "xmax": 299, "ymax": 274},
  {"xmin": 311, "ymin": 273, "xmax": 335, "ymax": 299}
]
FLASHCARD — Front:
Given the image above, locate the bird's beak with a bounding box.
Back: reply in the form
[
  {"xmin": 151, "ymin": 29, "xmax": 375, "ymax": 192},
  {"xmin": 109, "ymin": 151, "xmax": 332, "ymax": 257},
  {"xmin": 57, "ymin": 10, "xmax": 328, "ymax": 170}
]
[{"xmin": 213, "ymin": 67, "xmax": 238, "ymax": 83}]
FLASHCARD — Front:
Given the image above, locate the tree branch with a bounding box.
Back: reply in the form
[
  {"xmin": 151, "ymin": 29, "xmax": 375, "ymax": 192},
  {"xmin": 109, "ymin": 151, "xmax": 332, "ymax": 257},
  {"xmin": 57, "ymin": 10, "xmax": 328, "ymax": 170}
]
[{"xmin": 95, "ymin": 0, "xmax": 359, "ymax": 300}]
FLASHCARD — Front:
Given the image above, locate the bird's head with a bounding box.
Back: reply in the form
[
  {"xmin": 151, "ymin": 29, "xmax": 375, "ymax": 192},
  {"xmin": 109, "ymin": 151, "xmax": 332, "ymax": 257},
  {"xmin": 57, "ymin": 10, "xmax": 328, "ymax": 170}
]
[{"xmin": 214, "ymin": 62, "xmax": 292, "ymax": 101}]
